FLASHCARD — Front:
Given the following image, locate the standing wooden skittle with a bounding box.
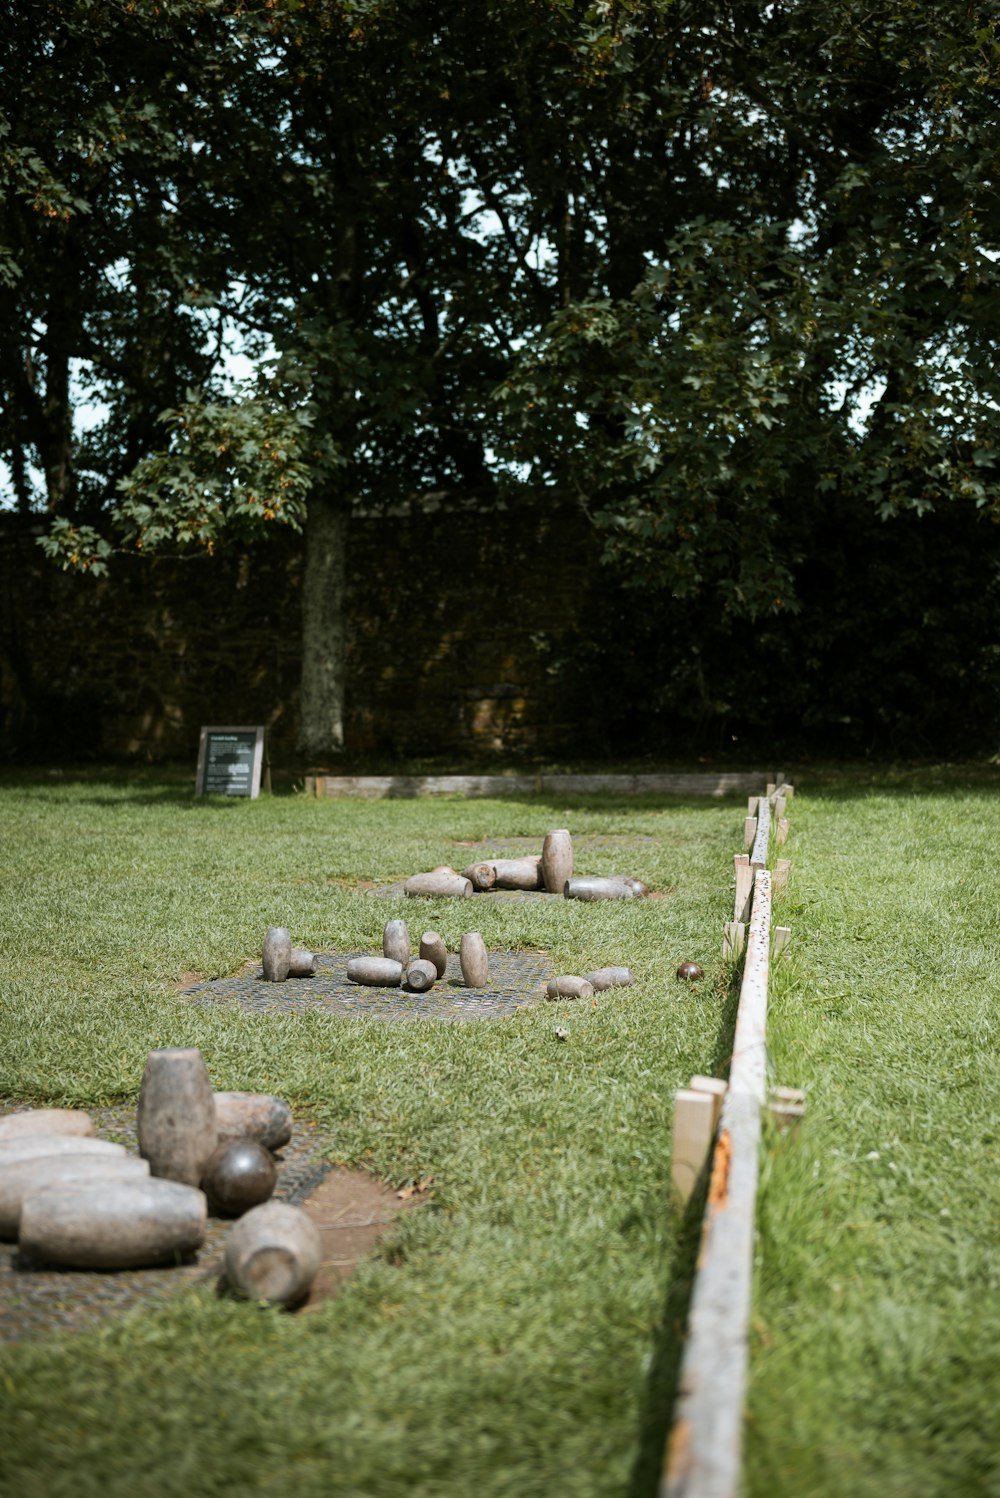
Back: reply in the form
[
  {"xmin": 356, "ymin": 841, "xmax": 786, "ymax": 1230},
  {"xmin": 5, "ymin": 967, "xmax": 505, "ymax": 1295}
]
[{"xmin": 136, "ymin": 1047, "xmax": 217, "ymax": 1187}]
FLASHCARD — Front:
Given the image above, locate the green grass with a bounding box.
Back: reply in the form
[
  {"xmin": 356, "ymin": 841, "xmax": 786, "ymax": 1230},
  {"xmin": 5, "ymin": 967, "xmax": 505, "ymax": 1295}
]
[
  {"xmin": 0, "ymin": 767, "xmax": 997, "ymax": 1496},
  {"xmin": 746, "ymin": 775, "xmax": 1000, "ymax": 1498}
]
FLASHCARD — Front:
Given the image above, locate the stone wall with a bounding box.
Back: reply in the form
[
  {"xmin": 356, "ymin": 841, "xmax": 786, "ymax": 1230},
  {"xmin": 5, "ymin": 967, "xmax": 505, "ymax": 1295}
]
[{"xmin": 0, "ymin": 495, "xmax": 603, "ymax": 768}]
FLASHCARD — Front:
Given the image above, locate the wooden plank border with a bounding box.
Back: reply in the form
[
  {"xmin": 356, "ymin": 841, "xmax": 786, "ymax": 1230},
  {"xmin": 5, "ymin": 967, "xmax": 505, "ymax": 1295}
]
[
  {"xmin": 663, "ymin": 867, "xmax": 773, "ymax": 1498},
  {"xmin": 306, "ymin": 771, "xmax": 784, "ymax": 800}
]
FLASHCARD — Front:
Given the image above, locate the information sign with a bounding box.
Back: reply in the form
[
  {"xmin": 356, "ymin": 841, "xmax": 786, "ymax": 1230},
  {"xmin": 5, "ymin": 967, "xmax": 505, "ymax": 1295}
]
[{"xmin": 195, "ymin": 726, "xmax": 267, "ymax": 798}]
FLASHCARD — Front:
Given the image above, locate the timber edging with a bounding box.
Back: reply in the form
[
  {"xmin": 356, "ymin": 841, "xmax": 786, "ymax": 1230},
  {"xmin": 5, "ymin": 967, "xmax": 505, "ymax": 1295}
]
[
  {"xmin": 303, "ymin": 771, "xmax": 784, "ymax": 800},
  {"xmin": 664, "ymin": 781, "xmax": 795, "ymax": 1498}
]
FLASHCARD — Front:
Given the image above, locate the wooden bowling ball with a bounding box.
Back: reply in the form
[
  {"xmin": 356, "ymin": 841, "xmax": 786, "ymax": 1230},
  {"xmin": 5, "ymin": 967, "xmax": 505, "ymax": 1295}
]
[
  {"xmin": 201, "ymin": 1137, "xmax": 277, "ymax": 1217},
  {"xmin": 676, "ymin": 961, "xmax": 704, "ymax": 982}
]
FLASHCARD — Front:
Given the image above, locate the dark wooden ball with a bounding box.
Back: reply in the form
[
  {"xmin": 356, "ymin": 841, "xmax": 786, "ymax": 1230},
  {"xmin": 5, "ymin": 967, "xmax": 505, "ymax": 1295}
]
[
  {"xmin": 201, "ymin": 1137, "xmax": 277, "ymax": 1216},
  {"xmin": 676, "ymin": 961, "xmax": 704, "ymax": 981}
]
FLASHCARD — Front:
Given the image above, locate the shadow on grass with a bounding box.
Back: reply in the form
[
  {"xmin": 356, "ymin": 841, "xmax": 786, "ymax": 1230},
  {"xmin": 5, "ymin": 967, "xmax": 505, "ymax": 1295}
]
[{"xmin": 626, "ymin": 959, "xmax": 743, "ymax": 1498}]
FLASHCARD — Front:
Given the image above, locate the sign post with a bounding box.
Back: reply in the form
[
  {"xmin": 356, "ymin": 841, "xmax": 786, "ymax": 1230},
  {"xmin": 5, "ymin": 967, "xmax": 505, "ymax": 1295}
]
[{"xmin": 195, "ymin": 726, "xmax": 268, "ymax": 799}]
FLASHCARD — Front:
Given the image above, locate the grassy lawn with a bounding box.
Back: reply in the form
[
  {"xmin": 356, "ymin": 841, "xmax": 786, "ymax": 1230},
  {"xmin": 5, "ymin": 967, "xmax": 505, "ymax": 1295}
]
[{"xmin": 0, "ymin": 766, "xmax": 997, "ymax": 1496}]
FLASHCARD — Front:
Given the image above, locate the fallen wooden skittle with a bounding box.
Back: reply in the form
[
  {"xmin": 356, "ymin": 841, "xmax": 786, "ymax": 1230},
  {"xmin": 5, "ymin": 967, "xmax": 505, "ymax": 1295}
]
[
  {"xmin": 137, "ymin": 1047, "xmax": 217, "ymax": 1187},
  {"xmin": 403, "ymin": 958, "xmax": 438, "ymax": 992},
  {"xmin": 19, "ymin": 1176, "xmax": 208, "ymax": 1269},
  {"xmin": 404, "ymin": 872, "xmax": 474, "ymax": 899},
  {"xmin": 346, "ymin": 956, "xmax": 403, "ymax": 986},
  {"xmin": 223, "ymin": 1200, "xmax": 322, "ymax": 1306},
  {"xmin": 582, "ymin": 967, "xmax": 635, "ymax": 991},
  {"xmin": 545, "ymin": 976, "xmax": 595, "ymax": 1001},
  {"xmin": 564, "ymin": 876, "xmax": 647, "ymax": 901},
  {"xmin": 461, "ymin": 862, "xmax": 497, "ymax": 891},
  {"xmin": 214, "ymin": 1093, "xmax": 293, "ymax": 1151},
  {"xmin": 0, "ymin": 1135, "xmax": 127, "ymax": 1167},
  {"xmin": 490, "ymin": 856, "xmax": 544, "ymax": 891},
  {"xmin": 0, "ymin": 1152, "xmax": 150, "ymax": 1239},
  {"xmin": 0, "ymin": 1109, "xmax": 95, "ymax": 1142},
  {"xmin": 287, "ymin": 948, "xmax": 316, "ymax": 977}
]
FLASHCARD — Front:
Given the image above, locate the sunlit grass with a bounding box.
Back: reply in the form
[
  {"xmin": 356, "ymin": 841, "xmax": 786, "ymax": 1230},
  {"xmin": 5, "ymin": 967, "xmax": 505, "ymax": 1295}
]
[{"xmin": 1, "ymin": 766, "xmax": 997, "ymax": 1496}]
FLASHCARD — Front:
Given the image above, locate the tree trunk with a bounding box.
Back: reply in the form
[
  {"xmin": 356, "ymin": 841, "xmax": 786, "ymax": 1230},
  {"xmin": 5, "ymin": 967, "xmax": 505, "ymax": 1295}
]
[{"xmin": 297, "ymin": 493, "xmax": 348, "ymax": 763}]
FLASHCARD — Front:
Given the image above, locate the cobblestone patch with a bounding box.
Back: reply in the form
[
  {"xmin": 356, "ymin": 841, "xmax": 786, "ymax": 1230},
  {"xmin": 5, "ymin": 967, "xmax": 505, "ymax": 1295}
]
[
  {"xmin": 0, "ymin": 1105, "xmax": 333, "ymax": 1344},
  {"xmin": 182, "ymin": 948, "xmax": 555, "ymax": 1021}
]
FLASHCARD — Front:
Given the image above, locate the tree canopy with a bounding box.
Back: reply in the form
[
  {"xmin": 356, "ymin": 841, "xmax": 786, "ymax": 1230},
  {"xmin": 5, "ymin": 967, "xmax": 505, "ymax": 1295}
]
[{"xmin": 3, "ymin": 0, "xmax": 999, "ymax": 754}]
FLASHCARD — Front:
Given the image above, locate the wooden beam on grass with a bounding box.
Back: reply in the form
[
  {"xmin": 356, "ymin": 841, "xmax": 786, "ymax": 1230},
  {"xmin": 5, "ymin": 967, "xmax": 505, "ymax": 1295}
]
[
  {"xmin": 772, "ymin": 926, "xmax": 791, "ymax": 959},
  {"xmin": 776, "ymin": 816, "xmax": 789, "ymax": 846},
  {"xmin": 663, "ymin": 868, "xmax": 772, "ymax": 1498},
  {"xmin": 743, "ymin": 816, "xmax": 757, "ymax": 850},
  {"xmin": 750, "ymin": 792, "xmax": 771, "ymax": 869}
]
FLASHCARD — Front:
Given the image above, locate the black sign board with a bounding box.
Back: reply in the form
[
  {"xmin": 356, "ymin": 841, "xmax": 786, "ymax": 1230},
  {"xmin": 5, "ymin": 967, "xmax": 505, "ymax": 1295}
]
[{"xmin": 195, "ymin": 726, "xmax": 267, "ymax": 798}]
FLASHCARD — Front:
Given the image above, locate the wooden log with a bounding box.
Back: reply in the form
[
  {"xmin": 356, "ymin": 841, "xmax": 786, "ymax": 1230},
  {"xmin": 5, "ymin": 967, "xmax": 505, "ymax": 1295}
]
[
  {"xmin": 564, "ymin": 876, "xmax": 644, "ymax": 901},
  {"xmin": 772, "ymin": 925, "xmax": 791, "ymax": 959},
  {"xmin": 688, "ymin": 1076, "xmax": 727, "ymax": 1132},
  {"xmin": 382, "ymin": 918, "xmax": 411, "ymax": 965},
  {"xmin": 403, "ymin": 958, "xmax": 438, "ymax": 993},
  {"xmin": 776, "ymin": 816, "xmax": 790, "ymax": 846},
  {"xmin": 773, "ymin": 858, "xmax": 791, "ymax": 892},
  {"xmin": 288, "ymin": 948, "xmax": 316, "ymax": 977},
  {"xmin": 19, "ymin": 1177, "xmax": 207, "ymax": 1269},
  {"xmin": 545, "ymin": 976, "xmax": 595, "ymax": 1001},
  {"xmin": 223, "ymin": 1200, "xmax": 322, "ymax": 1306},
  {"xmin": 663, "ymin": 868, "xmax": 772, "ymax": 1498},
  {"xmin": 670, "ymin": 1089, "xmax": 717, "ymax": 1205},
  {"xmin": 582, "ymin": 967, "xmax": 635, "ymax": 991},
  {"xmin": 0, "ymin": 1154, "xmax": 149, "ymax": 1239},
  {"xmin": 540, "ymin": 829, "xmax": 573, "ymax": 894},
  {"xmin": 262, "ymin": 927, "xmax": 292, "ymax": 982},
  {"xmin": 419, "ymin": 931, "xmax": 448, "ymax": 979},
  {"xmin": 746, "ymin": 796, "xmax": 759, "ymax": 816},
  {"xmin": 214, "ymin": 1093, "xmax": 293, "ymax": 1151},
  {"xmin": 0, "ymin": 1109, "xmax": 94, "ymax": 1142},
  {"xmin": 743, "ymin": 816, "xmax": 757, "ymax": 850},
  {"xmin": 491, "ymin": 856, "xmax": 544, "ymax": 891},
  {"xmin": 750, "ymin": 794, "xmax": 771, "ymax": 869},
  {"xmin": 722, "ymin": 921, "xmax": 745, "ymax": 961},
  {"xmin": 346, "ymin": 956, "xmax": 403, "ymax": 986},
  {"xmin": 733, "ymin": 854, "xmax": 752, "ymax": 923},
  {"xmin": 771, "ymin": 794, "xmax": 786, "ymax": 819},
  {"xmin": 461, "ymin": 862, "xmax": 497, "ymax": 891},
  {"xmin": 404, "ymin": 872, "xmax": 474, "ymax": 899},
  {"xmin": 136, "ymin": 1047, "xmax": 218, "ymax": 1187},
  {"xmin": 459, "ymin": 932, "xmax": 489, "ymax": 987}
]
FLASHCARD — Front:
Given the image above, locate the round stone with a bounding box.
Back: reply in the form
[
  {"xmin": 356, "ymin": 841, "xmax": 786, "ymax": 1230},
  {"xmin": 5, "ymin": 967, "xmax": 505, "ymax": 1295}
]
[
  {"xmin": 676, "ymin": 961, "xmax": 704, "ymax": 981},
  {"xmin": 201, "ymin": 1137, "xmax": 277, "ymax": 1217}
]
